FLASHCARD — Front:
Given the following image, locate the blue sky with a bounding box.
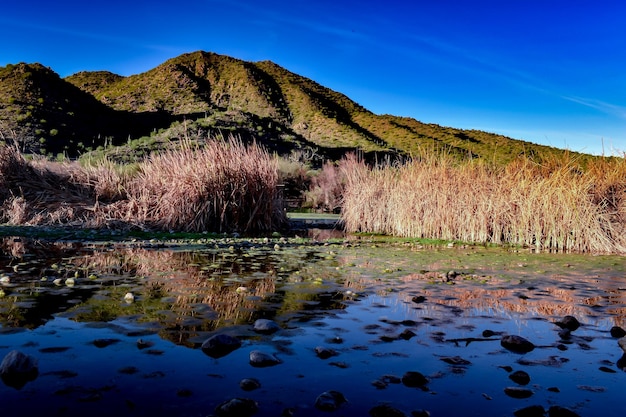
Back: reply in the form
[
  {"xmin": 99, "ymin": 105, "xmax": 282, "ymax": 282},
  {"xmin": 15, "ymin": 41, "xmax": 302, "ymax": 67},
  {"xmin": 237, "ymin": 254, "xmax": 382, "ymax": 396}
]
[{"xmin": 2, "ymin": 0, "xmax": 625, "ymax": 155}]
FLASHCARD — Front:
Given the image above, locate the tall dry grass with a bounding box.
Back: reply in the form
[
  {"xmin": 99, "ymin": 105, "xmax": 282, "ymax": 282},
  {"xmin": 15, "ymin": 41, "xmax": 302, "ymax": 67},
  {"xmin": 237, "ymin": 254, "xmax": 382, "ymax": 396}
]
[
  {"xmin": 124, "ymin": 137, "xmax": 286, "ymax": 233},
  {"xmin": 341, "ymin": 152, "xmax": 626, "ymax": 253},
  {"xmin": 0, "ymin": 138, "xmax": 287, "ymax": 233}
]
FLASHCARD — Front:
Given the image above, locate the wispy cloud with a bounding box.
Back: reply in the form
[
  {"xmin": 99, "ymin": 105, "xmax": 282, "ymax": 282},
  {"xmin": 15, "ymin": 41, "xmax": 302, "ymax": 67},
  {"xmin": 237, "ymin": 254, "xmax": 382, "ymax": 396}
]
[{"xmin": 560, "ymin": 96, "xmax": 626, "ymax": 119}]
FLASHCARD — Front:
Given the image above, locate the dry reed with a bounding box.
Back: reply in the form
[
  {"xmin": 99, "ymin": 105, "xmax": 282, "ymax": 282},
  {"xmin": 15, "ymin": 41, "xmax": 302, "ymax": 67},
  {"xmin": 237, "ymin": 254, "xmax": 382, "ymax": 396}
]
[
  {"xmin": 0, "ymin": 138, "xmax": 287, "ymax": 233},
  {"xmin": 341, "ymin": 152, "xmax": 626, "ymax": 253}
]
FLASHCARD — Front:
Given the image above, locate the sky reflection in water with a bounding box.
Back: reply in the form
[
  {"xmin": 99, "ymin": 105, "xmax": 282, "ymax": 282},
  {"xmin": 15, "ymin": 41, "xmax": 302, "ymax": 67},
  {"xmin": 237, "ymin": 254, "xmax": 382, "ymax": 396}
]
[{"xmin": 0, "ymin": 238, "xmax": 624, "ymax": 416}]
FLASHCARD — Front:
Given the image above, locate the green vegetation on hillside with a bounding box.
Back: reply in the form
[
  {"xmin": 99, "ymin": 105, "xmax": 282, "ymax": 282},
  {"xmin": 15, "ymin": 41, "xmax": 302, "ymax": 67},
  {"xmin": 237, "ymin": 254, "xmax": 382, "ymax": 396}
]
[{"xmin": 0, "ymin": 50, "xmax": 594, "ymax": 165}]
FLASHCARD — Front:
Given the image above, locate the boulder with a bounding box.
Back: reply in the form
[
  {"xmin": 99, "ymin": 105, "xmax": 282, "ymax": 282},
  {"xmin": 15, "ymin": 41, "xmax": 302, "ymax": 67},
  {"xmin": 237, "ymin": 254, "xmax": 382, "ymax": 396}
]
[{"xmin": 0, "ymin": 350, "xmax": 39, "ymax": 389}]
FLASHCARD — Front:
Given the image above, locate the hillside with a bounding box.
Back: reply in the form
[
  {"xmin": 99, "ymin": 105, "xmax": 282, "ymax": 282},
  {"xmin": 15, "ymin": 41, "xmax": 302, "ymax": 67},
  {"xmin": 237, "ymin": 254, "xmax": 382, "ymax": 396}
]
[{"xmin": 1, "ymin": 51, "xmax": 583, "ymax": 163}]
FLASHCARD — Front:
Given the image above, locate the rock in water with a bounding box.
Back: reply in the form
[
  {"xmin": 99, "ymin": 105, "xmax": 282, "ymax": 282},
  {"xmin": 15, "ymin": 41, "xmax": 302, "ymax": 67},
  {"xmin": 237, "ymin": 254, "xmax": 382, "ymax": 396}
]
[
  {"xmin": 514, "ymin": 405, "xmax": 546, "ymax": 417},
  {"xmin": 548, "ymin": 405, "xmax": 581, "ymax": 417},
  {"xmin": 555, "ymin": 316, "xmax": 580, "ymax": 331},
  {"xmin": 249, "ymin": 350, "xmax": 281, "ymax": 367},
  {"xmin": 0, "ymin": 350, "xmax": 39, "ymax": 389},
  {"xmin": 314, "ymin": 390, "xmax": 347, "ymax": 411},
  {"xmin": 315, "ymin": 346, "xmax": 338, "ymax": 359},
  {"xmin": 504, "ymin": 387, "xmax": 534, "ymax": 399},
  {"xmin": 501, "ymin": 335, "xmax": 535, "ymax": 353},
  {"xmin": 401, "ymin": 371, "xmax": 428, "ymax": 387},
  {"xmin": 618, "ymin": 337, "xmax": 626, "ymax": 353},
  {"xmin": 369, "ymin": 404, "xmax": 407, "ymax": 417},
  {"xmin": 239, "ymin": 378, "xmax": 261, "ymax": 391},
  {"xmin": 201, "ymin": 334, "xmax": 242, "ymax": 359},
  {"xmin": 215, "ymin": 398, "xmax": 258, "ymax": 417},
  {"xmin": 610, "ymin": 326, "xmax": 626, "ymax": 338},
  {"xmin": 253, "ymin": 319, "xmax": 281, "ymax": 334},
  {"xmin": 509, "ymin": 370, "xmax": 531, "ymax": 385}
]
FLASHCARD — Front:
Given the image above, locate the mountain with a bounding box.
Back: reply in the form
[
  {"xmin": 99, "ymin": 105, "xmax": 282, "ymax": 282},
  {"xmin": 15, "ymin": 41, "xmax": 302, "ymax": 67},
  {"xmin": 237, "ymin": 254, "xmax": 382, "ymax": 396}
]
[{"xmin": 1, "ymin": 51, "xmax": 576, "ymax": 163}]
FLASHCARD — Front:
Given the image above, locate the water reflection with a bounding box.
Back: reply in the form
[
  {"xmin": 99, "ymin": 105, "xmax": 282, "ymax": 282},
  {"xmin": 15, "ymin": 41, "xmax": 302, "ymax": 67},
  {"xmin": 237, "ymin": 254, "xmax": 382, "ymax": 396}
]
[{"xmin": 0, "ymin": 237, "xmax": 625, "ymax": 416}]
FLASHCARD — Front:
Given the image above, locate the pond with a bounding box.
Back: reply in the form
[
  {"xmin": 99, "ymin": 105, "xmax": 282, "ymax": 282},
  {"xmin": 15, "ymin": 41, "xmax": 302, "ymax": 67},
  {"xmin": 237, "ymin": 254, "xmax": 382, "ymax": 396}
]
[{"xmin": 0, "ymin": 235, "xmax": 625, "ymax": 417}]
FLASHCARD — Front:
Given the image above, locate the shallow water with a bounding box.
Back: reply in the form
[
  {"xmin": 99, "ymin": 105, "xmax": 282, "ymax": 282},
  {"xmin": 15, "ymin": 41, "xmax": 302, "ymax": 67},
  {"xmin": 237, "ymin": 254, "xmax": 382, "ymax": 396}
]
[{"xmin": 0, "ymin": 236, "xmax": 625, "ymax": 416}]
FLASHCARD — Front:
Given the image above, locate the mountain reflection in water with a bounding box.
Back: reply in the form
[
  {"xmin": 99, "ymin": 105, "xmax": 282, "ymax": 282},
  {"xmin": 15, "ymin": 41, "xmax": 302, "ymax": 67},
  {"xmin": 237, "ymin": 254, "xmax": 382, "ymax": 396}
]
[{"xmin": 0, "ymin": 237, "xmax": 625, "ymax": 416}]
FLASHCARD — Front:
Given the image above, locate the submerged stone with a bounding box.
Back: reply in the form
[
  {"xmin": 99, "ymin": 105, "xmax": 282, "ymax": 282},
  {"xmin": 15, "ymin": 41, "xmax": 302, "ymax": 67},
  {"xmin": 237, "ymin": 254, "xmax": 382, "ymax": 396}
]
[
  {"xmin": 555, "ymin": 316, "xmax": 580, "ymax": 332},
  {"xmin": 315, "ymin": 346, "xmax": 338, "ymax": 359},
  {"xmin": 504, "ymin": 387, "xmax": 533, "ymax": 399},
  {"xmin": 440, "ymin": 356, "xmax": 471, "ymax": 366},
  {"xmin": 249, "ymin": 350, "xmax": 281, "ymax": 367},
  {"xmin": 253, "ymin": 319, "xmax": 281, "ymax": 334},
  {"xmin": 215, "ymin": 397, "xmax": 258, "ymax": 417},
  {"xmin": 501, "ymin": 335, "xmax": 535, "ymax": 353},
  {"xmin": 514, "ymin": 405, "xmax": 546, "ymax": 417},
  {"xmin": 0, "ymin": 350, "xmax": 39, "ymax": 389},
  {"xmin": 401, "ymin": 371, "xmax": 428, "ymax": 388},
  {"xmin": 239, "ymin": 378, "xmax": 261, "ymax": 391},
  {"xmin": 369, "ymin": 404, "xmax": 408, "ymax": 417},
  {"xmin": 398, "ymin": 329, "xmax": 416, "ymax": 340},
  {"xmin": 411, "ymin": 295, "xmax": 426, "ymax": 304},
  {"xmin": 610, "ymin": 326, "xmax": 626, "ymax": 338},
  {"xmin": 201, "ymin": 334, "xmax": 242, "ymax": 359},
  {"xmin": 509, "ymin": 370, "xmax": 531, "ymax": 385},
  {"xmin": 548, "ymin": 406, "xmax": 581, "ymax": 417},
  {"xmin": 314, "ymin": 390, "xmax": 347, "ymax": 411}
]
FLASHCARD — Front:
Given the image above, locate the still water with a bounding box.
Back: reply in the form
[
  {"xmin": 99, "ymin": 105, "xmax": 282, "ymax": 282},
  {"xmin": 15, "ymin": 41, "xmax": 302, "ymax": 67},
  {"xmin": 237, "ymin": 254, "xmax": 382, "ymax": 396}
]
[{"xmin": 0, "ymin": 236, "xmax": 624, "ymax": 416}]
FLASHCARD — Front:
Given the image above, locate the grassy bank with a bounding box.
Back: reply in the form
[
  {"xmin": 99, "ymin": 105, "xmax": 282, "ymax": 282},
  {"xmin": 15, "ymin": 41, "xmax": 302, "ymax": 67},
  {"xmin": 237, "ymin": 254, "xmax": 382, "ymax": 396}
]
[
  {"xmin": 0, "ymin": 137, "xmax": 287, "ymax": 234},
  {"xmin": 341, "ymin": 152, "xmax": 626, "ymax": 253}
]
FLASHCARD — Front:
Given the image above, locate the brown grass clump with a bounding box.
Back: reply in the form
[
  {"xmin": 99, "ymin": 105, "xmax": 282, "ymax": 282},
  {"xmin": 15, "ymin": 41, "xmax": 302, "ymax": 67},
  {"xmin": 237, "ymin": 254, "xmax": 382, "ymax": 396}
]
[
  {"xmin": 122, "ymin": 137, "xmax": 286, "ymax": 233},
  {"xmin": 341, "ymin": 152, "xmax": 626, "ymax": 253},
  {"xmin": 0, "ymin": 145, "xmax": 95, "ymax": 225},
  {"xmin": 0, "ymin": 138, "xmax": 287, "ymax": 233}
]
